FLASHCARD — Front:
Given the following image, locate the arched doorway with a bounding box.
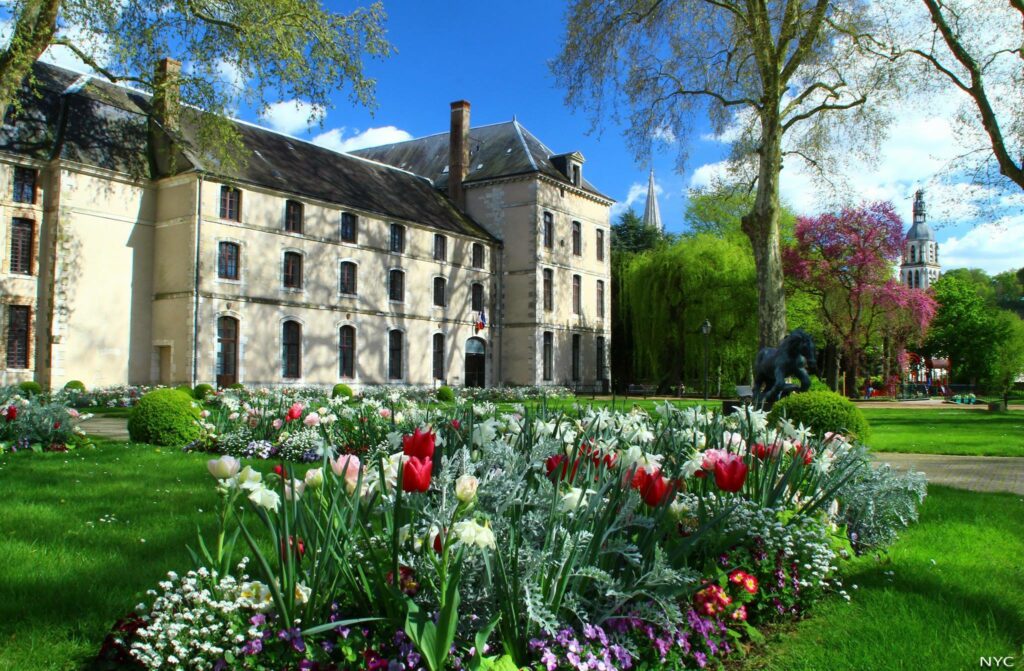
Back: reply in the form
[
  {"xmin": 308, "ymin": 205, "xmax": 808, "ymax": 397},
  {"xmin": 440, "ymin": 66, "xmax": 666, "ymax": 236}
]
[
  {"xmin": 216, "ymin": 316, "xmax": 239, "ymax": 387},
  {"xmin": 465, "ymin": 337, "xmax": 486, "ymax": 388}
]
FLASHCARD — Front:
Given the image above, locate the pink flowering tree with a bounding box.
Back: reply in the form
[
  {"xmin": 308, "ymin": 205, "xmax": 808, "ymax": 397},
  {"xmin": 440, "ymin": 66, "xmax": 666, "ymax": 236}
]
[
  {"xmin": 870, "ymin": 281, "xmax": 938, "ymax": 394},
  {"xmin": 784, "ymin": 201, "xmax": 909, "ymax": 396}
]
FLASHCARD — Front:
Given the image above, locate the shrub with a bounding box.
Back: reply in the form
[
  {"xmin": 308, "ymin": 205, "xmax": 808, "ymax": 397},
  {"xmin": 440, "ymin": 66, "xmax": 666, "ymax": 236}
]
[
  {"xmin": 64, "ymin": 380, "xmax": 87, "ymax": 393},
  {"xmin": 807, "ymin": 376, "xmax": 831, "ymax": 393},
  {"xmin": 436, "ymin": 385, "xmax": 455, "ymax": 403},
  {"xmin": 127, "ymin": 389, "xmax": 200, "ymax": 446},
  {"xmin": 174, "ymin": 384, "xmax": 194, "ymax": 397},
  {"xmin": 839, "ymin": 463, "xmax": 927, "ymax": 552},
  {"xmin": 17, "ymin": 381, "xmax": 42, "ymax": 396},
  {"xmin": 193, "ymin": 383, "xmax": 215, "ymax": 400},
  {"xmin": 332, "ymin": 383, "xmax": 353, "ymax": 399},
  {"xmin": 229, "ymin": 383, "xmax": 245, "ymax": 391},
  {"xmin": 768, "ymin": 390, "xmax": 869, "ymax": 440}
]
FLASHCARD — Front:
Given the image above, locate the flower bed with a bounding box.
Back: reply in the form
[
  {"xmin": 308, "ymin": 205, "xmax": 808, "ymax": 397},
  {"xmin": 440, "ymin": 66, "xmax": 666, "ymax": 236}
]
[
  {"xmin": 101, "ymin": 401, "xmax": 926, "ymax": 670},
  {"xmin": 0, "ymin": 390, "xmax": 92, "ymax": 454}
]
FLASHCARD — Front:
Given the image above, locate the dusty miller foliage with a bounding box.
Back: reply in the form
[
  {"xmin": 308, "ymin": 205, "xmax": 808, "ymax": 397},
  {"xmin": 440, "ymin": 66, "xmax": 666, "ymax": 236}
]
[{"xmin": 837, "ymin": 460, "xmax": 927, "ymax": 552}]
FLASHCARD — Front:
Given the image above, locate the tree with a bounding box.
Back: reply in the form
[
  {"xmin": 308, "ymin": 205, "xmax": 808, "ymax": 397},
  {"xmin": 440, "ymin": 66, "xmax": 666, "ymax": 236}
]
[
  {"xmin": 871, "ymin": 280, "xmax": 938, "ymax": 391},
  {"xmin": 553, "ymin": 0, "xmax": 894, "ymax": 347},
  {"xmin": 985, "ymin": 311, "xmax": 1024, "ymax": 408},
  {"xmin": 0, "ymin": 0, "xmax": 390, "ymax": 157},
  {"xmin": 924, "ymin": 275, "xmax": 1000, "ymax": 384},
  {"xmin": 685, "ymin": 185, "xmax": 797, "ymax": 244}
]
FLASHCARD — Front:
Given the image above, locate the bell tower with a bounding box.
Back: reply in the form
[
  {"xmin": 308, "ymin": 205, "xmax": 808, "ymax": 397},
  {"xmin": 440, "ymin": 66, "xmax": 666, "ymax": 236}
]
[{"xmin": 900, "ymin": 190, "xmax": 941, "ymax": 290}]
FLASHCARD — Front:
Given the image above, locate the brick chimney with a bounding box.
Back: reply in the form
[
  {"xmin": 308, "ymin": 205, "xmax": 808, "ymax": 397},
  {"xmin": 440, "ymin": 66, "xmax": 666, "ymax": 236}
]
[
  {"xmin": 153, "ymin": 57, "xmax": 182, "ymax": 132},
  {"xmin": 449, "ymin": 100, "xmax": 470, "ymax": 208}
]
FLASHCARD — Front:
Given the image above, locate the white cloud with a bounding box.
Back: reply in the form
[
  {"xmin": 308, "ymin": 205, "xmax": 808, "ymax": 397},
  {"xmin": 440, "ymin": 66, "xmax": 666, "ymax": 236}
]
[
  {"xmin": 312, "ymin": 126, "xmax": 413, "ymax": 153},
  {"xmin": 260, "ymin": 100, "xmax": 325, "ymax": 135},
  {"xmin": 611, "ymin": 179, "xmax": 663, "ymax": 217},
  {"xmin": 941, "ymin": 216, "xmax": 1024, "ymax": 274}
]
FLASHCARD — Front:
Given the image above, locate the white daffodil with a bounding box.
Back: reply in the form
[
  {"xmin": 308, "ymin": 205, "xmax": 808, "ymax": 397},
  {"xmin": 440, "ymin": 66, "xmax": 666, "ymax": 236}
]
[
  {"xmin": 559, "ymin": 486, "xmax": 594, "ymax": 513},
  {"xmin": 235, "ymin": 465, "xmax": 263, "ymax": 491},
  {"xmin": 294, "ymin": 583, "xmax": 311, "ymax": 605},
  {"xmin": 453, "ymin": 519, "xmax": 496, "ymax": 550},
  {"xmin": 239, "ymin": 581, "xmax": 274, "ymax": 610},
  {"xmin": 248, "ymin": 484, "xmax": 281, "ymax": 512}
]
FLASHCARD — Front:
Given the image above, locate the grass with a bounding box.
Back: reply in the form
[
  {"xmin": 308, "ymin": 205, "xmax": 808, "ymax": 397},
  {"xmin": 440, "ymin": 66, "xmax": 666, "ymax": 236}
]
[
  {"xmin": 77, "ymin": 406, "xmax": 132, "ymax": 418},
  {"xmin": 860, "ymin": 408, "xmax": 1024, "ymax": 457},
  {"xmin": 741, "ymin": 485, "xmax": 1024, "ymax": 671}
]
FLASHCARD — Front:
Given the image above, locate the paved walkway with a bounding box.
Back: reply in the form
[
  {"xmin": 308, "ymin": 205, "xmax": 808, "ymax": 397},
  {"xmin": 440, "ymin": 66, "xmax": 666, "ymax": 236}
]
[
  {"xmin": 872, "ymin": 452, "xmax": 1024, "ymax": 495},
  {"xmin": 81, "ymin": 416, "xmax": 130, "ymax": 441}
]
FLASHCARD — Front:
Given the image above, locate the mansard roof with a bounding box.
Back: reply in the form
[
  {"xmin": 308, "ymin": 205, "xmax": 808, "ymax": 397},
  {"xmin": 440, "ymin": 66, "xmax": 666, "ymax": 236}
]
[
  {"xmin": 0, "ymin": 61, "xmax": 496, "ymax": 242},
  {"xmin": 350, "ymin": 120, "xmax": 613, "ymax": 202}
]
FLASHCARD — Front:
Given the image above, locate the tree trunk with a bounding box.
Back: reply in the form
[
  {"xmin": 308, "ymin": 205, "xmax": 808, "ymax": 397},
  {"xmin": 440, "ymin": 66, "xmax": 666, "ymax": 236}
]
[
  {"xmin": 0, "ymin": 0, "xmax": 63, "ymax": 114},
  {"xmin": 843, "ymin": 351, "xmax": 859, "ymax": 398}
]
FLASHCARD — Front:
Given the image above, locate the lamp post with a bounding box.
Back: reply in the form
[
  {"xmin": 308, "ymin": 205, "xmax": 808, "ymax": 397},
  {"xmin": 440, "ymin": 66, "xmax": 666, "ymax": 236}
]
[{"xmin": 701, "ymin": 319, "xmax": 711, "ymax": 402}]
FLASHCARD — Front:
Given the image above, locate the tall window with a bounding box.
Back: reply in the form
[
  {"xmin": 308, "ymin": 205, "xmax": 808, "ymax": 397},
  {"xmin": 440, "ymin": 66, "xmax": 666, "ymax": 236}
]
[
  {"xmin": 12, "ymin": 167, "xmax": 36, "ymax": 204},
  {"xmin": 596, "ymin": 280, "xmax": 605, "ymax": 318},
  {"xmin": 572, "ymin": 221, "xmax": 581, "ymax": 256},
  {"xmin": 341, "ymin": 212, "xmax": 358, "ymax": 243},
  {"xmin": 542, "ymin": 331, "xmax": 553, "ymax": 381},
  {"xmin": 432, "ymin": 333, "xmax": 445, "ymax": 381},
  {"xmin": 471, "ymin": 243, "xmax": 484, "ymax": 269},
  {"xmin": 571, "ymin": 164, "xmax": 581, "ymax": 187},
  {"xmin": 6, "ymin": 305, "xmax": 30, "ymax": 369},
  {"xmin": 543, "ymin": 268, "xmax": 553, "ymax": 312},
  {"xmin": 9, "ymin": 218, "xmax": 33, "ymax": 275},
  {"xmin": 283, "ymin": 252, "xmax": 303, "ymax": 289},
  {"xmin": 910, "ymin": 246, "xmax": 916, "ymax": 263},
  {"xmin": 282, "ymin": 320, "xmax": 301, "ymax": 378},
  {"xmin": 339, "ymin": 326, "xmax": 355, "ymax": 378},
  {"xmin": 217, "ymin": 242, "xmax": 240, "ymax": 280},
  {"xmin": 390, "ymin": 224, "xmax": 405, "ymax": 253},
  {"xmin": 596, "ymin": 336, "xmax": 606, "ymax": 381},
  {"xmin": 340, "ymin": 261, "xmax": 357, "ymax": 295},
  {"xmin": 542, "ymin": 211, "xmax": 553, "ymax": 249},
  {"xmin": 596, "ymin": 229, "xmax": 605, "ymax": 262},
  {"xmin": 434, "ymin": 234, "xmax": 447, "ymax": 262},
  {"xmin": 433, "ymin": 277, "xmax": 447, "ymax": 307},
  {"xmin": 220, "ymin": 186, "xmax": 241, "ymax": 221},
  {"xmin": 389, "ymin": 269, "xmax": 405, "ymax": 302},
  {"xmin": 216, "ymin": 316, "xmax": 238, "ymax": 386},
  {"xmin": 572, "ymin": 275, "xmax": 581, "ymax": 315},
  {"xmin": 285, "ymin": 200, "xmax": 303, "ymax": 233},
  {"xmin": 571, "ymin": 334, "xmax": 581, "ymax": 382},
  {"xmin": 471, "ymin": 282, "xmax": 485, "ymax": 312},
  {"xmin": 388, "ymin": 330, "xmax": 403, "ymax": 380}
]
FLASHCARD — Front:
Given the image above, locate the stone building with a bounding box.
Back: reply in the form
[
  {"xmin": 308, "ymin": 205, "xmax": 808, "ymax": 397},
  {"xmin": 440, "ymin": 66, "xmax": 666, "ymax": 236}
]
[
  {"xmin": 900, "ymin": 190, "xmax": 941, "ymax": 289},
  {"xmin": 0, "ymin": 61, "xmax": 612, "ymax": 390}
]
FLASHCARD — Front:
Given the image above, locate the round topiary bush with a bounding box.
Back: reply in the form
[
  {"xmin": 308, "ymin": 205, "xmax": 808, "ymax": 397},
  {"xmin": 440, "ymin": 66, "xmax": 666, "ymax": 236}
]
[
  {"xmin": 63, "ymin": 380, "xmax": 87, "ymax": 393},
  {"xmin": 436, "ymin": 385, "xmax": 455, "ymax": 403},
  {"xmin": 193, "ymin": 383, "xmax": 215, "ymax": 400},
  {"xmin": 174, "ymin": 384, "xmax": 194, "ymax": 397},
  {"xmin": 768, "ymin": 390, "xmax": 869, "ymax": 440},
  {"xmin": 807, "ymin": 376, "xmax": 831, "ymax": 393},
  {"xmin": 127, "ymin": 388, "xmax": 201, "ymax": 446},
  {"xmin": 332, "ymin": 383, "xmax": 354, "ymax": 399},
  {"xmin": 17, "ymin": 380, "xmax": 42, "ymax": 396}
]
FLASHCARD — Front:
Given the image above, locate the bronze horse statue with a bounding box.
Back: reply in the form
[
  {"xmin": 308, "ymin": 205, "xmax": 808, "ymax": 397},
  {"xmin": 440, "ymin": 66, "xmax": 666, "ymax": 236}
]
[{"xmin": 753, "ymin": 328, "xmax": 817, "ymax": 408}]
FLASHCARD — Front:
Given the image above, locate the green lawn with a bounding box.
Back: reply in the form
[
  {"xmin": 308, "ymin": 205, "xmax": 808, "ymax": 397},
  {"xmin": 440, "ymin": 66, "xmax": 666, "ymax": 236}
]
[
  {"xmin": 861, "ymin": 408, "xmax": 1024, "ymax": 457},
  {"xmin": 742, "ymin": 485, "xmax": 1024, "ymax": 671}
]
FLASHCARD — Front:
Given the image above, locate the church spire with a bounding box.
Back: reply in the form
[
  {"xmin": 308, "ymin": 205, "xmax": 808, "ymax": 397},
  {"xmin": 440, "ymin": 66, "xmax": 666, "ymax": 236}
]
[{"xmin": 642, "ymin": 168, "xmax": 662, "ymax": 231}]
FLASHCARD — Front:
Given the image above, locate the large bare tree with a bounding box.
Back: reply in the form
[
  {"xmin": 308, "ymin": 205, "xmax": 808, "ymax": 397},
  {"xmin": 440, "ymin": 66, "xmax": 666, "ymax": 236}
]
[{"xmin": 553, "ymin": 0, "xmax": 895, "ymax": 347}]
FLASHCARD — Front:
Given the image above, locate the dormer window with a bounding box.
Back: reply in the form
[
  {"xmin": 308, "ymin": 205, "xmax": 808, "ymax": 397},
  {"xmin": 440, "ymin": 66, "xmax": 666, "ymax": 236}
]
[
  {"xmin": 549, "ymin": 151, "xmax": 586, "ymax": 187},
  {"xmin": 571, "ymin": 162, "xmax": 581, "ymax": 187}
]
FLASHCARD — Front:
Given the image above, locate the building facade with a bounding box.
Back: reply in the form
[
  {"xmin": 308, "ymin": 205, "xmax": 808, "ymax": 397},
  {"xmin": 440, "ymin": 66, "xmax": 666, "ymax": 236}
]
[
  {"xmin": 900, "ymin": 190, "xmax": 941, "ymax": 290},
  {"xmin": 0, "ymin": 62, "xmax": 612, "ymax": 390}
]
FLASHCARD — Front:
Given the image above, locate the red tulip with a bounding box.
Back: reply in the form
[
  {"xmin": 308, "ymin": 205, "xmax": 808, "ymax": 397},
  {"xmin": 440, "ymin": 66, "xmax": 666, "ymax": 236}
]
[
  {"xmin": 273, "ymin": 464, "xmax": 285, "ymax": 477},
  {"xmin": 285, "ymin": 403, "xmax": 303, "ymax": 422},
  {"xmin": 795, "ymin": 443, "xmax": 814, "ymax": 466},
  {"xmin": 450, "ymin": 419, "xmax": 461, "ymax": 430},
  {"xmin": 632, "ymin": 467, "xmax": 670, "ymax": 506},
  {"xmin": 545, "ymin": 454, "xmax": 580, "ymax": 482},
  {"xmin": 714, "ymin": 454, "xmax": 748, "ymax": 493},
  {"xmin": 751, "ymin": 443, "xmax": 779, "ymax": 460},
  {"xmin": 402, "ymin": 428, "xmax": 436, "ymax": 459},
  {"xmin": 402, "ymin": 456, "xmax": 432, "ymax": 493},
  {"xmin": 4, "ymin": 405, "xmax": 16, "ymax": 422},
  {"xmin": 281, "ymin": 535, "xmax": 306, "ymax": 561}
]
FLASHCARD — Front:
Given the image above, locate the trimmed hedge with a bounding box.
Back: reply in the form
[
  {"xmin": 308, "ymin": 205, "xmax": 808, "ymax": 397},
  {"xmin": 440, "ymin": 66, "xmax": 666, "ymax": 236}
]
[
  {"xmin": 437, "ymin": 385, "xmax": 455, "ymax": 403},
  {"xmin": 17, "ymin": 381, "xmax": 42, "ymax": 396},
  {"xmin": 193, "ymin": 383, "xmax": 215, "ymax": 400},
  {"xmin": 332, "ymin": 383, "xmax": 354, "ymax": 399},
  {"xmin": 63, "ymin": 380, "xmax": 87, "ymax": 392},
  {"xmin": 768, "ymin": 390, "xmax": 869, "ymax": 440},
  {"xmin": 127, "ymin": 389, "xmax": 201, "ymax": 446}
]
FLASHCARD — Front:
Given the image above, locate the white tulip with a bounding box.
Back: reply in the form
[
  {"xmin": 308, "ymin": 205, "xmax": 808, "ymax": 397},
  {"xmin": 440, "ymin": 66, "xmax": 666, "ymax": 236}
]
[
  {"xmin": 248, "ymin": 484, "xmax": 281, "ymax": 511},
  {"xmin": 235, "ymin": 465, "xmax": 263, "ymax": 491},
  {"xmin": 207, "ymin": 455, "xmax": 240, "ymax": 480},
  {"xmin": 304, "ymin": 467, "xmax": 324, "ymax": 489},
  {"xmin": 455, "ymin": 474, "xmax": 479, "ymax": 503}
]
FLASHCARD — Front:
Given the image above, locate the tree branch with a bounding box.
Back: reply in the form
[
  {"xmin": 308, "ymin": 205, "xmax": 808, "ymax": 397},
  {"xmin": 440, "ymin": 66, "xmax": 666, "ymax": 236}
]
[
  {"xmin": 782, "ymin": 95, "xmax": 866, "ymax": 131},
  {"xmin": 50, "ymin": 39, "xmax": 146, "ymax": 85},
  {"xmin": 184, "ymin": 0, "xmax": 244, "ymax": 32}
]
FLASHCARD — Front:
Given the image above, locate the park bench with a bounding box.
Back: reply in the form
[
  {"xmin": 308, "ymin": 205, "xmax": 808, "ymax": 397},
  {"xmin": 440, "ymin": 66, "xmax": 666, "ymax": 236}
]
[
  {"xmin": 735, "ymin": 385, "xmax": 754, "ymax": 402},
  {"xmin": 573, "ymin": 382, "xmax": 603, "ymax": 398},
  {"xmin": 626, "ymin": 384, "xmax": 657, "ymax": 398}
]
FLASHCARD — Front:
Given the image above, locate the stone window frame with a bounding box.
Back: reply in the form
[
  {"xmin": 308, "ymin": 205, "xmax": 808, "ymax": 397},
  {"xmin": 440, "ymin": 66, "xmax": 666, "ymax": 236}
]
[{"xmin": 1, "ymin": 300, "xmax": 33, "ymax": 371}]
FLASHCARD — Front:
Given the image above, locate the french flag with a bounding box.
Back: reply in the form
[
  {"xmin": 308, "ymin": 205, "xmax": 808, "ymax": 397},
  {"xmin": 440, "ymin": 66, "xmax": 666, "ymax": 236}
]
[{"xmin": 475, "ymin": 310, "xmax": 487, "ymax": 332}]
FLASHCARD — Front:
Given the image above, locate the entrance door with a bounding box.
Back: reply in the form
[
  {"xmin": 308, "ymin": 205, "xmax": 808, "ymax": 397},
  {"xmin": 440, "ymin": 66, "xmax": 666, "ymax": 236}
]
[
  {"xmin": 216, "ymin": 317, "xmax": 239, "ymax": 388},
  {"xmin": 464, "ymin": 337, "xmax": 485, "ymax": 388}
]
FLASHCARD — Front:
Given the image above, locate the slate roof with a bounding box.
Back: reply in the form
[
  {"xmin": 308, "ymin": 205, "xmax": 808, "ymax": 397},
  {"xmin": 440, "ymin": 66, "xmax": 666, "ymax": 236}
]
[
  {"xmin": 0, "ymin": 61, "xmax": 496, "ymax": 242},
  {"xmin": 351, "ymin": 121, "xmax": 613, "ymax": 202}
]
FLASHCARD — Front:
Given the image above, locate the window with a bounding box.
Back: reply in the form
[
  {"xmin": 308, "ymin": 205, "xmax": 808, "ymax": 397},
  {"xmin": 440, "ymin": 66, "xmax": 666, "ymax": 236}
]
[
  {"xmin": 572, "ymin": 164, "xmax": 581, "ymax": 187},
  {"xmin": 597, "ymin": 336, "xmax": 606, "ymax": 381},
  {"xmin": 388, "ymin": 330, "xmax": 403, "ymax": 380},
  {"xmin": 910, "ymin": 246, "xmax": 916, "ymax": 263},
  {"xmin": 390, "ymin": 224, "xmax": 405, "ymax": 253},
  {"xmin": 389, "ymin": 269, "xmax": 405, "ymax": 302},
  {"xmin": 434, "ymin": 234, "xmax": 447, "ymax": 262},
  {"xmin": 283, "ymin": 252, "xmax": 303, "ymax": 289},
  {"xmin": 340, "ymin": 261, "xmax": 357, "ymax": 295},
  {"xmin": 12, "ymin": 167, "xmax": 36, "ymax": 204},
  {"xmin": 596, "ymin": 229, "xmax": 605, "ymax": 262},
  {"xmin": 572, "ymin": 274, "xmax": 581, "ymax": 315},
  {"xmin": 341, "ymin": 212, "xmax": 358, "ymax": 243},
  {"xmin": 433, "ymin": 277, "xmax": 447, "ymax": 307},
  {"xmin": 596, "ymin": 280, "xmax": 605, "ymax": 318},
  {"xmin": 9, "ymin": 218, "xmax": 33, "ymax": 275},
  {"xmin": 542, "ymin": 331, "xmax": 553, "ymax": 381},
  {"xmin": 339, "ymin": 325, "xmax": 356, "ymax": 378},
  {"xmin": 220, "ymin": 186, "xmax": 241, "ymax": 221},
  {"xmin": 471, "ymin": 243, "xmax": 484, "ymax": 269},
  {"xmin": 572, "ymin": 334, "xmax": 581, "ymax": 381},
  {"xmin": 432, "ymin": 333, "xmax": 444, "ymax": 381},
  {"xmin": 282, "ymin": 320, "xmax": 301, "ymax": 378},
  {"xmin": 471, "ymin": 282, "xmax": 485, "ymax": 312},
  {"xmin": 6, "ymin": 305, "xmax": 30, "ymax": 369},
  {"xmin": 543, "ymin": 268, "xmax": 553, "ymax": 312},
  {"xmin": 543, "ymin": 211, "xmax": 554, "ymax": 249},
  {"xmin": 285, "ymin": 200, "xmax": 303, "ymax": 233},
  {"xmin": 572, "ymin": 221, "xmax": 581, "ymax": 256},
  {"xmin": 217, "ymin": 242, "xmax": 240, "ymax": 280},
  {"xmin": 216, "ymin": 316, "xmax": 238, "ymax": 387}
]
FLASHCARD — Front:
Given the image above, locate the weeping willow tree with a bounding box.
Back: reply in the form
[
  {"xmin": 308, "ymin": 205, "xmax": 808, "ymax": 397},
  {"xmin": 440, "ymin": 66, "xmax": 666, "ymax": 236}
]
[{"xmin": 620, "ymin": 234, "xmax": 758, "ymax": 393}]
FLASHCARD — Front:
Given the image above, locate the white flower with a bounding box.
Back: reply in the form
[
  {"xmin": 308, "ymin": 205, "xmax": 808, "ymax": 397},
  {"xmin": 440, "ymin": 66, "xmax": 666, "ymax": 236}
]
[
  {"xmin": 284, "ymin": 479, "xmax": 306, "ymax": 501},
  {"xmin": 248, "ymin": 484, "xmax": 281, "ymax": 511},
  {"xmin": 294, "ymin": 583, "xmax": 311, "ymax": 605},
  {"xmin": 239, "ymin": 581, "xmax": 273, "ymax": 609},
  {"xmin": 228, "ymin": 412, "xmax": 240, "ymax": 421},
  {"xmin": 303, "ymin": 412, "xmax": 320, "ymax": 427},
  {"xmin": 304, "ymin": 468, "xmax": 324, "ymax": 489},
  {"xmin": 559, "ymin": 486, "xmax": 593, "ymax": 512},
  {"xmin": 234, "ymin": 466, "xmax": 263, "ymax": 491},
  {"xmin": 453, "ymin": 519, "xmax": 496, "ymax": 550},
  {"xmin": 207, "ymin": 455, "xmax": 240, "ymax": 481},
  {"xmin": 455, "ymin": 474, "xmax": 479, "ymax": 503}
]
